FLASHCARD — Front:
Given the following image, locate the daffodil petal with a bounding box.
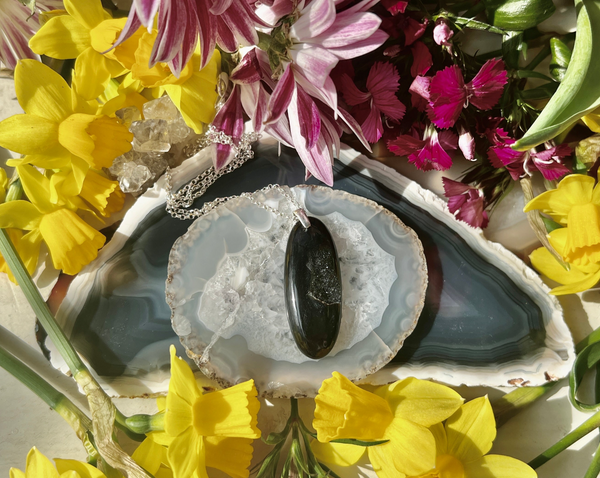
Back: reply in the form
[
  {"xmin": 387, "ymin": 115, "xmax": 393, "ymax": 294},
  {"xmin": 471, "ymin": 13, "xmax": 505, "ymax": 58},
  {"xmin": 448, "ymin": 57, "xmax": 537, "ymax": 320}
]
[
  {"xmin": 0, "ymin": 114, "xmax": 61, "ymax": 155},
  {"xmin": 204, "ymin": 436, "xmax": 254, "ymax": 478},
  {"xmin": 373, "ymin": 377, "xmax": 463, "ymax": 427},
  {"xmin": 9, "ymin": 468, "xmax": 25, "ymax": 478},
  {"xmin": 75, "ymin": 48, "xmax": 113, "ymax": 100},
  {"xmin": 165, "ymin": 345, "xmax": 199, "ymax": 437},
  {"xmin": 530, "ymin": 246, "xmax": 595, "ymax": 285},
  {"xmin": 16, "ymin": 60, "xmax": 73, "ymax": 122},
  {"xmin": 64, "ymin": 0, "xmax": 110, "ymax": 30},
  {"xmin": 39, "ymin": 208, "xmax": 106, "ymax": 275},
  {"xmin": 131, "ymin": 437, "xmax": 164, "ymax": 475},
  {"xmin": 194, "ymin": 380, "xmax": 261, "ymax": 438},
  {"xmin": 310, "ymin": 440, "xmax": 366, "ymax": 467},
  {"xmin": 15, "ymin": 153, "xmax": 73, "ymax": 170},
  {"xmin": 463, "ymin": 454, "xmax": 537, "ymax": 478},
  {"xmin": 429, "ymin": 422, "xmax": 448, "ymax": 455},
  {"xmin": 167, "ymin": 427, "xmax": 207, "ymax": 478},
  {"xmin": 446, "ymin": 397, "xmax": 496, "ymax": 463},
  {"xmin": 314, "ymin": 372, "xmax": 393, "ymax": 442},
  {"xmin": 58, "ymin": 113, "xmax": 96, "ymax": 164},
  {"xmin": 550, "ymin": 269, "xmax": 600, "ymax": 295},
  {"xmin": 25, "ymin": 448, "xmax": 60, "ymax": 478},
  {"xmin": 19, "ymin": 229, "xmax": 43, "ymax": 277},
  {"xmin": 29, "ymin": 15, "xmax": 91, "ymax": 59},
  {"xmin": 367, "ymin": 443, "xmax": 406, "ymax": 478},
  {"xmin": 55, "ymin": 459, "xmax": 105, "ymax": 478},
  {"xmin": 374, "ymin": 417, "xmax": 436, "ymax": 476},
  {"xmin": 17, "ymin": 164, "xmax": 54, "ymax": 213},
  {"xmin": 0, "ymin": 201, "xmax": 42, "ymax": 230}
]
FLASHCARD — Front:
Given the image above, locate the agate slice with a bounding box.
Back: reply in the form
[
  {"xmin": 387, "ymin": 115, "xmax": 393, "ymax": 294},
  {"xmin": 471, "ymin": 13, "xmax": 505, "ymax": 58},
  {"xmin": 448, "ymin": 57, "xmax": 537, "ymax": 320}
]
[
  {"xmin": 49, "ymin": 139, "xmax": 574, "ymax": 397},
  {"xmin": 166, "ymin": 185, "xmax": 427, "ymax": 397},
  {"xmin": 285, "ymin": 217, "xmax": 343, "ymax": 359}
]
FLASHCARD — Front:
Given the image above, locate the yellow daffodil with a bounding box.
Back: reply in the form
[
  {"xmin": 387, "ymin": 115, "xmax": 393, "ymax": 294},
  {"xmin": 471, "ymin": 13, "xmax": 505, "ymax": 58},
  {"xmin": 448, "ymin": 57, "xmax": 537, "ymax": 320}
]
[
  {"xmin": 0, "ymin": 165, "xmax": 105, "ymax": 275},
  {"xmin": 29, "ymin": 0, "xmax": 143, "ymax": 100},
  {"xmin": 164, "ymin": 346, "xmax": 260, "ymax": 478},
  {"xmin": 130, "ymin": 31, "xmax": 220, "ymax": 133},
  {"xmin": 0, "ymin": 60, "xmax": 132, "ymax": 171},
  {"xmin": 313, "ymin": 372, "xmax": 463, "ymax": 478},
  {"xmin": 524, "ymin": 174, "xmax": 600, "ymax": 266},
  {"xmin": 10, "ymin": 447, "xmax": 107, "ymax": 478},
  {"xmin": 530, "ymin": 227, "xmax": 600, "ymax": 295},
  {"xmin": 410, "ymin": 397, "xmax": 536, "ymax": 478}
]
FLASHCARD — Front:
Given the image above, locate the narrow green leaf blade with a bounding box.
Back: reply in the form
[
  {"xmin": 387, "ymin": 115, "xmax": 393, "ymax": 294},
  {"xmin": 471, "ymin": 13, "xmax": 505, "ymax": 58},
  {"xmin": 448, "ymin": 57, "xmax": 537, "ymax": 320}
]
[{"xmin": 515, "ymin": 0, "xmax": 600, "ymax": 150}]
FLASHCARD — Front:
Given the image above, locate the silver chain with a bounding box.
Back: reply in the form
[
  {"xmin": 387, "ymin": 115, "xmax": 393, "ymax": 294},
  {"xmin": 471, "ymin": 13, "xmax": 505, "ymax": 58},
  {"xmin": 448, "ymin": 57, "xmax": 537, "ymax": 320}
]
[{"xmin": 165, "ymin": 128, "xmax": 304, "ymax": 223}]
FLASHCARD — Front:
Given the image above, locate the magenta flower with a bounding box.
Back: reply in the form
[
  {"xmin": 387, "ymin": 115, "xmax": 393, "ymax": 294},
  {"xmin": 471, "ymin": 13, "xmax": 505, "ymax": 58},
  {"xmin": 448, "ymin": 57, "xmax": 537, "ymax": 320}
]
[
  {"xmin": 409, "ymin": 75, "xmax": 431, "ymax": 112},
  {"xmin": 433, "ymin": 18, "xmax": 454, "ymax": 46},
  {"xmin": 488, "ymin": 133, "xmax": 571, "ymax": 181},
  {"xmin": 410, "ymin": 41, "xmax": 432, "ymax": 77},
  {"xmin": 428, "ymin": 59, "xmax": 508, "ymax": 129},
  {"xmin": 387, "ymin": 123, "xmax": 458, "ymax": 171},
  {"xmin": 0, "ymin": 0, "xmax": 62, "ymax": 69},
  {"xmin": 114, "ymin": 0, "xmax": 268, "ymax": 75},
  {"xmin": 340, "ymin": 62, "xmax": 406, "ymax": 143},
  {"xmin": 442, "ymin": 177, "xmax": 489, "ymax": 228},
  {"xmin": 457, "ymin": 124, "xmax": 476, "ymax": 160}
]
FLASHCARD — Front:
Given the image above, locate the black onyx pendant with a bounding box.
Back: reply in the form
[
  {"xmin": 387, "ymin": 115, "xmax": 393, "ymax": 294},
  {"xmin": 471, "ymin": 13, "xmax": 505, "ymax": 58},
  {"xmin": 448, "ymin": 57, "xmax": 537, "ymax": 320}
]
[{"xmin": 284, "ymin": 216, "xmax": 342, "ymax": 359}]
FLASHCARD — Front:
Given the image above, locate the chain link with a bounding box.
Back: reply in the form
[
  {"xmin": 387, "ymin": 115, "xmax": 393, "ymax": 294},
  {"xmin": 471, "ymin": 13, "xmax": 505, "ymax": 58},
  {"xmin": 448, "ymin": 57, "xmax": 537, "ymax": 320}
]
[{"xmin": 165, "ymin": 128, "xmax": 302, "ymax": 222}]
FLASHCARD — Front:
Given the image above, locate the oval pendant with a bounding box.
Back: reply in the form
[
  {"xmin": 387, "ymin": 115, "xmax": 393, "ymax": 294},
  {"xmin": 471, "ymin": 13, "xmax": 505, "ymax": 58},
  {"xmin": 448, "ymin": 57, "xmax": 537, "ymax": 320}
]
[{"xmin": 284, "ymin": 217, "xmax": 342, "ymax": 359}]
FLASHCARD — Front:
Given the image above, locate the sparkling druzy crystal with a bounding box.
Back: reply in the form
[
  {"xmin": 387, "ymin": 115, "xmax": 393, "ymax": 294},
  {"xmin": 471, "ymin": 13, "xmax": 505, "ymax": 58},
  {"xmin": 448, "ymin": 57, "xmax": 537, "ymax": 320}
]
[{"xmin": 284, "ymin": 217, "xmax": 342, "ymax": 359}]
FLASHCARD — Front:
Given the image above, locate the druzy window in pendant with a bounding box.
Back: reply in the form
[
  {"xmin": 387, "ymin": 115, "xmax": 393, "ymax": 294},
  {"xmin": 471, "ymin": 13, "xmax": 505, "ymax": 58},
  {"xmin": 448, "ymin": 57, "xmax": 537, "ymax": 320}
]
[{"xmin": 284, "ymin": 217, "xmax": 342, "ymax": 359}]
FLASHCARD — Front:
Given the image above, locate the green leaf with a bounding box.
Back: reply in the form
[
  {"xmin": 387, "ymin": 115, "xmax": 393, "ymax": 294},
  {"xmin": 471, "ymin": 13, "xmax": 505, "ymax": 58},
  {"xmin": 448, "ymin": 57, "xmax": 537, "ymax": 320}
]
[
  {"xmin": 569, "ymin": 341, "xmax": 600, "ymax": 412},
  {"xmin": 484, "ymin": 0, "xmax": 555, "ymax": 30},
  {"xmin": 549, "ymin": 38, "xmax": 572, "ymax": 82},
  {"xmin": 503, "ymin": 31, "xmax": 525, "ymax": 69},
  {"xmin": 515, "ymin": 0, "xmax": 600, "ymax": 150},
  {"xmin": 542, "ymin": 216, "xmax": 564, "ymax": 233},
  {"xmin": 520, "ymin": 82, "xmax": 559, "ymax": 99},
  {"xmin": 329, "ymin": 438, "xmax": 390, "ymax": 447}
]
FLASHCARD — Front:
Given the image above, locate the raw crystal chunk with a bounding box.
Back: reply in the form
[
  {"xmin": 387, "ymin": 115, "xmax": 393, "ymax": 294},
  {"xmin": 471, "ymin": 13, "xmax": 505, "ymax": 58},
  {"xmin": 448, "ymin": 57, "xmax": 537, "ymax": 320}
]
[
  {"xmin": 143, "ymin": 95, "xmax": 180, "ymax": 121},
  {"xmin": 116, "ymin": 106, "xmax": 142, "ymax": 127},
  {"xmin": 119, "ymin": 162, "xmax": 153, "ymax": 193},
  {"xmin": 168, "ymin": 117, "xmax": 193, "ymax": 144},
  {"xmin": 131, "ymin": 119, "xmax": 171, "ymax": 152}
]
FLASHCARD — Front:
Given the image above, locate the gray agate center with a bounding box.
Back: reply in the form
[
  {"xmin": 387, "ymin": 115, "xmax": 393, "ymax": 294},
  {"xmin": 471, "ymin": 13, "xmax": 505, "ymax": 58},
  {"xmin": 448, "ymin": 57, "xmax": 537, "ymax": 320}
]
[{"xmin": 197, "ymin": 200, "xmax": 397, "ymax": 364}]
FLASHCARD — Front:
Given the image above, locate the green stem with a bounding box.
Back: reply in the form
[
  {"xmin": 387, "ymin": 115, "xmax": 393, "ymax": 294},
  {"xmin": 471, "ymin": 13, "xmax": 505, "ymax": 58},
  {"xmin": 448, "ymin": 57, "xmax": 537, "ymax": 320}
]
[
  {"xmin": 584, "ymin": 441, "xmax": 600, "ymax": 478},
  {"xmin": 290, "ymin": 397, "xmax": 299, "ymax": 418},
  {"xmin": 0, "ymin": 345, "xmax": 94, "ymax": 445},
  {"xmin": 524, "ymin": 45, "xmax": 551, "ymax": 71},
  {"xmin": 529, "ymin": 409, "xmax": 600, "ymax": 469},
  {"xmin": 0, "ymin": 229, "xmax": 86, "ymax": 376}
]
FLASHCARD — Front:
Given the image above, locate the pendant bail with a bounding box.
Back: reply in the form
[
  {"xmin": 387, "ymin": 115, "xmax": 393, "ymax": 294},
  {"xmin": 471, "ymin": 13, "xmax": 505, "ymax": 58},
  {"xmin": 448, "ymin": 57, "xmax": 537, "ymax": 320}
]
[{"xmin": 293, "ymin": 208, "xmax": 311, "ymax": 229}]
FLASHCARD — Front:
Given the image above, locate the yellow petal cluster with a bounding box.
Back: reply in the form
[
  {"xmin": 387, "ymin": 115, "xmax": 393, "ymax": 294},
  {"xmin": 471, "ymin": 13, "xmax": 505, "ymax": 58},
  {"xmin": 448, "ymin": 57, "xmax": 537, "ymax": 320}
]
[
  {"xmin": 0, "ymin": 60, "xmax": 132, "ymax": 171},
  {"xmin": 157, "ymin": 346, "xmax": 260, "ymax": 478},
  {"xmin": 411, "ymin": 397, "xmax": 536, "ymax": 478},
  {"xmin": 29, "ymin": 0, "xmax": 140, "ymax": 100},
  {"xmin": 313, "ymin": 372, "xmax": 463, "ymax": 478},
  {"xmin": 10, "ymin": 447, "xmax": 107, "ymax": 478},
  {"xmin": 524, "ymin": 174, "xmax": 600, "ymax": 294}
]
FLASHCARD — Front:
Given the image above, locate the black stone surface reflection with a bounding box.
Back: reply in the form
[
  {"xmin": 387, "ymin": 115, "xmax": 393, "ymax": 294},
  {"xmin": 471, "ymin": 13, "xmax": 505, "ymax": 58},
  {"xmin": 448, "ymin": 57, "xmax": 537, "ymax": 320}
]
[
  {"xmin": 285, "ymin": 218, "xmax": 342, "ymax": 359},
  {"xmin": 63, "ymin": 143, "xmax": 546, "ymax": 377}
]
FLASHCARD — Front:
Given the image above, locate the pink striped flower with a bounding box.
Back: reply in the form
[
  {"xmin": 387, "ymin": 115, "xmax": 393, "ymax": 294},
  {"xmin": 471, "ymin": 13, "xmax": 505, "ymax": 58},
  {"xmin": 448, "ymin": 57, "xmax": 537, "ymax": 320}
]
[
  {"xmin": 0, "ymin": 0, "xmax": 62, "ymax": 69},
  {"xmin": 428, "ymin": 59, "xmax": 508, "ymax": 129},
  {"xmin": 488, "ymin": 132, "xmax": 571, "ymax": 181},
  {"xmin": 340, "ymin": 61, "xmax": 405, "ymax": 143},
  {"xmin": 442, "ymin": 177, "xmax": 489, "ymax": 228},
  {"xmin": 387, "ymin": 123, "xmax": 458, "ymax": 171},
  {"xmin": 113, "ymin": 0, "xmax": 268, "ymax": 76}
]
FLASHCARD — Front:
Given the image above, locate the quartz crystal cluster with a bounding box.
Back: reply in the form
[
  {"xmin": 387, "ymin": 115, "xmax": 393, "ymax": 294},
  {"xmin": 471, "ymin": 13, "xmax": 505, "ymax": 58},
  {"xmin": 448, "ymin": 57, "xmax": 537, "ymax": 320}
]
[{"xmin": 108, "ymin": 96, "xmax": 198, "ymax": 194}]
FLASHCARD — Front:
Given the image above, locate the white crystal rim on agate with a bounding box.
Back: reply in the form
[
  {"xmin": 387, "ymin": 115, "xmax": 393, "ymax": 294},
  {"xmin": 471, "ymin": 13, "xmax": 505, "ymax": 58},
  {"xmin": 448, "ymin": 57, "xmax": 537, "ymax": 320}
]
[{"xmin": 167, "ymin": 185, "xmax": 428, "ymax": 398}]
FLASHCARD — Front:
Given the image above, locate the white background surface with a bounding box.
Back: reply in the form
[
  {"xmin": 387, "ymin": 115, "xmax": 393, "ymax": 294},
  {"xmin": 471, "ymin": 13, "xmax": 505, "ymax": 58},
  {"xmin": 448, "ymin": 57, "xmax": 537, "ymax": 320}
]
[{"xmin": 1, "ymin": 75, "xmax": 599, "ymax": 478}]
